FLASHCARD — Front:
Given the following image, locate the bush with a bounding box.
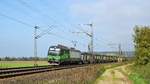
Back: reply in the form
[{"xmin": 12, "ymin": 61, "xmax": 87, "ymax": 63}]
[{"xmin": 133, "ymin": 26, "xmax": 150, "ymax": 65}]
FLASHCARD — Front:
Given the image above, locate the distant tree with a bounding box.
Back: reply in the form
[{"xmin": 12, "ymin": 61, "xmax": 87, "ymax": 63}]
[
  {"xmin": 4, "ymin": 56, "xmax": 11, "ymax": 61},
  {"xmin": 2, "ymin": 56, "xmax": 47, "ymax": 61},
  {"xmin": 133, "ymin": 26, "xmax": 150, "ymax": 65}
]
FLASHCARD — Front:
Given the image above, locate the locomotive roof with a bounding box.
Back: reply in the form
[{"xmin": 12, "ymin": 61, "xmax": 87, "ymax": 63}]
[
  {"xmin": 57, "ymin": 44, "xmax": 69, "ymax": 49},
  {"xmin": 49, "ymin": 45, "xmax": 69, "ymax": 50},
  {"xmin": 49, "ymin": 44, "xmax": 81, "ymax": 52},
  {"xmin": 70, "ymin": 48, "xmax": 81, "ymax": 52}
]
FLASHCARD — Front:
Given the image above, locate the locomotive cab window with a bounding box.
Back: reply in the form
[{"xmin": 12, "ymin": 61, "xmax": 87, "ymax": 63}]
[{"xmin": 48, "ymin": 47, "xmax": 60, "ymax": 56}]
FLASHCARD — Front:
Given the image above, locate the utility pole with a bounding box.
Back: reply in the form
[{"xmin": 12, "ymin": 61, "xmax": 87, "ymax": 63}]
[
  {"xmin": 118, "ymin": 43, "xmax": 123, "ymax": 56},
  {"xmin": 33, "ymin": 25, "xmax": 53, "ymax": 66},
  {"xmin": 85, "ymin": 23, "xmax": 94, "ymax": 63},
  {"xmin": 72, "ymin": 23, "xmax": 94, "ymax": 63},
  {"xmin": 108, "ymin": 43, "xmax": 123, "ymax": 62},
  {"xmin": 34, "ymin": 26, "xmax": 39, "ymax": 66},
  {"xmin": 118, "ymin": 43, "xmax": 123, "ymax": 62},
  {"xmin": 108, "ymin": 43, "xmax": 123, "ymax": 56}
]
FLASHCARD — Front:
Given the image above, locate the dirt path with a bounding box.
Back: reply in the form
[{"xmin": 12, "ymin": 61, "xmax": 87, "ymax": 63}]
[{"xmin": 95, "ymin": 64, "xmax": 132, "ymax": 84}]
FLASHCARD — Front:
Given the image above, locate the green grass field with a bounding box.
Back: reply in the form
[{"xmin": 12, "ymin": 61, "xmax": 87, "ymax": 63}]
[
  {"xmin": 0, "ymin": 61, "xmax": 49, "ymax": 68},
  {"xmin": 129, "ymin": 63, "xmax": 150, "ymax": 84}
]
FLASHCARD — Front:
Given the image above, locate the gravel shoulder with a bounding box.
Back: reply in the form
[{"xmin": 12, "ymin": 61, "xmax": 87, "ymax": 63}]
[{"xmin": 95, "ymin": 64, "xmax": 133, "ymax": 84}]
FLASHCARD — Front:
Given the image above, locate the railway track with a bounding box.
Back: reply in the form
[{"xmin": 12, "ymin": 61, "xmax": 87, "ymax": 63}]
[{"xmin": 0, "ymin": 64, "xmax": 88, "ymax": 79}]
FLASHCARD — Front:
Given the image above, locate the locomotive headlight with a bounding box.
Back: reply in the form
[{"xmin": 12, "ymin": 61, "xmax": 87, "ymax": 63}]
[{"xmin": 55, "ymin": 48, "xmax": 60, "ymax": 51}]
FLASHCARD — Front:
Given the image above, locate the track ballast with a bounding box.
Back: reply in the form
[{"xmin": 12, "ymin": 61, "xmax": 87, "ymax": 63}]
[{"xmin": 0, "ymin": 64, "xmax": 88, "ymax": 79}]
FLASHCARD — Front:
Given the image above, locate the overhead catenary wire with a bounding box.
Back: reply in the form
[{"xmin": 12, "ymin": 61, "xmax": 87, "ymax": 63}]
[
  {"xmin": 0, "ymin": 9, "xmax": 103, "ymax": 52},
  {"xmin": 32, "ymin": 25, "xmax": 86, "ymax": 48},
  {"xmin": 17, "ymin": 0, "xmax": 96, "ymax": 48},
  {"xmin": 0, "ymin": 11, "xmax": 86, "ymax": 48},
  {"xmin": 41, "ymin": 4, "xmax": 115, "ymax": 49},
  {"xmin": 40, "ymin": 1, "xmax": 90, "ymax": 34},
  {"xmin": 45, "ymin": 30, "xmax": 87, "ymax": 48},
  {"xmin": 16, "ymin": 0, "xmax": 88, "ymax": 48},
  {"xmin": 39, "ymin": 0, "xmax": 88, "ymax": 33},
  {"xmin": 16, "ymin": 0, "xmax": 53, "ymax": 27},
  {"xmin": 0, "ymin": 0, "xmax": 40, "ymax": 25},
  {"xmin": 17, "ymin": 0, "xmax": 68, "ymax": 33},
  {"xmin": 18, "ymin": 0, "xmax": 90, "ymax": 38},
  {"xmin": 0, "ymin": 12, "xmax": 69, "ymax": 46},
  {"xmin": 0, "ymin": 12, "xmax": 33, "ymax": 27},
  {"xmin": 0, "ymin": 0, "xmax": 100, "ymax": 51},
  {"xmin": 19, "ymin": 0, "xmax": 109, "ymax": 48},
  {"xmin": 0, "ymin": 12, "xmax": 54, "ymax": 34},
  {"xmin": 0, "ymin": 2, "xmax": 71, "ymax": 45}
]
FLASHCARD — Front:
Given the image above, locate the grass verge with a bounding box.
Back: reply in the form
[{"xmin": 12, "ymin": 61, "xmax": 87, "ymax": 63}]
[
  {"xmin": 0, "ymin": 61, "xmax": 49, "ymax": 68},
  {"xmin": 128, "ymin": 63, "xmax": 150, "ymax": 84},
  {"xmin": 0, "ymin": 63, "xmax": 125, "ymax": 84}
]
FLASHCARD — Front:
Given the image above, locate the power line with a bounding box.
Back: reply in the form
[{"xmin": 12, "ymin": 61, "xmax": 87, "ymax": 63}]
[
  {"xmin": 18, "ymin": 0, "xmax": 105, "ymax": 49},
  {"xmin": 17, "ymin": 0, "xmax": 86, "ymax": 46},
  {"xmin": 72, "ymin": 23, "xmax": 94, "ymax": 63},
  {"xmin": 0, "ymin": 12, "xmax": 104, "ymax": 52},
  {"xmin": 0, "ymin": 1, "xmax": 34, "ymax": 20},
  {"xmin": 0, "ymin": 12, "xmax": 33, "ymax": 27},
  {"xmin": 0, "ymin": 11, "xmax": 87, "ymax": 61},
  {"xmin": 46, "ymin": 32, "xmax": 87, "ymax": 48},
  {"xmin": 17, "ymin": 0, "xmax": 94, "ymax": 48},
  {"xmin": 1, "ymin": 0, "xmax": 102, "ymax": 50},
  {"xmin": 17, "ymin": 0, "xmax": 67, "ymax": 32},
  {"xmin": 39, "ymin": 0, "xmax": 88, "ymax": 33},
  {"xmin": 0, "ymin": 12, "xmax": 84, "ymax": 47},
  {"xmin": 0, "ymin": 12, "xmax": 52, "ymax": 30},
  {"xmin": 0, "ymin": 0, "xmax": 53, "ymax": 28},
  {"xmin": 16, "ymin": 0, "xmax": 53, "ymax": 26},
  {"xmin": 37, "ymin": 26, "xmax": 86, "ymax": 47},
  {"xmin": 20, "ymin": 0, "xmax": 89, "ymax": 36},
  {"xmin": 17, "ymin": 0, "xmax": 41, "ymax": 14}
]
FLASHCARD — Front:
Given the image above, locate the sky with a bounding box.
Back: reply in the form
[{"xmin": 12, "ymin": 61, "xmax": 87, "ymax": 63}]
[{"xmin": 0, "ymin": 0, "xmax": 150, "ymax": 57}]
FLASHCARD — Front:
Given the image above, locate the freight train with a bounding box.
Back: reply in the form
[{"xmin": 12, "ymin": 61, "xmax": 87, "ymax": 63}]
[{"xmin": 48, "ymin": 44, "xmax": 126, "ymax": 65}]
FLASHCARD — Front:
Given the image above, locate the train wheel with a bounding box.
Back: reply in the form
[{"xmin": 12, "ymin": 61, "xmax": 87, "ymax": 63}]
[{"xmin": 78, "ymin": 61, "xmax": 83, "ymax": 65}]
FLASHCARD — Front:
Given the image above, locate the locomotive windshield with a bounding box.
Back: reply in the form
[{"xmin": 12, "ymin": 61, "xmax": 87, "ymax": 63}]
[{"xmin": 48, "ymin": 47, "xmax": 60, "ymax": 56}]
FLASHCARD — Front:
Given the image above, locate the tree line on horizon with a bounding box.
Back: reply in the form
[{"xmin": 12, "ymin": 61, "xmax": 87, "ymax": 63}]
[{"xmin": 0, "ymin": 56, "xmax": 47, "ymax": 61}]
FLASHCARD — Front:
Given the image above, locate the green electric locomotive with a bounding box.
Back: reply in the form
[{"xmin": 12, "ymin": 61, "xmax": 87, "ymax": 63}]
[{"xmin": 48, "ymin": 44, "xmax": 82, "ymax": 65}]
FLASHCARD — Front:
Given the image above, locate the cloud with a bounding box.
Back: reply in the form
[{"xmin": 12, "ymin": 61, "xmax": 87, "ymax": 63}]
[
  {"xmin": 70, "ymin": 0, "xmax": 150, "ymax": 21},
  {"xmin": 69, "ymin": 0, "xmax": 150, "ymax": 51}
]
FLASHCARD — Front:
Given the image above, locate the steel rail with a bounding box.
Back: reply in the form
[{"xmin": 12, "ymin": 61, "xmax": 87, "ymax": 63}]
[
  {"xmin": 0, "ymin": 64, "xmax": 88, "ymax": 79},
  {"xmin": 0, "ymin": 65, "xmax": 51, "ymax": 70}
]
